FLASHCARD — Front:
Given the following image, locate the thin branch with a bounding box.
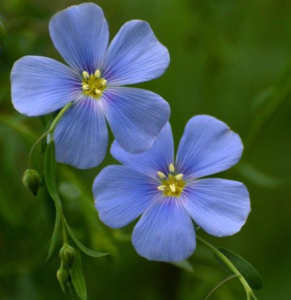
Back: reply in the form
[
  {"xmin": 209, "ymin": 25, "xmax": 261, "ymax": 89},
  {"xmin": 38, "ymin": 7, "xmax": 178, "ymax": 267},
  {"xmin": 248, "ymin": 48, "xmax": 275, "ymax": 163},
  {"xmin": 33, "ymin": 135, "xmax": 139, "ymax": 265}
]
[{"xmin": 204, "ymin": 275, "xmax": 240, "ymax": 300}]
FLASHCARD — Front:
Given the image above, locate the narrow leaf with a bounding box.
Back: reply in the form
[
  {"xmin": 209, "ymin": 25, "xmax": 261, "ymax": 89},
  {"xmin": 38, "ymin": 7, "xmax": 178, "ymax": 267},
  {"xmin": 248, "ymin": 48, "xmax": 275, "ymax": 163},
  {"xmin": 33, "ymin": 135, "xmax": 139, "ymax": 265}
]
[
  {"xmin": 66, "ymin": 223, "xmax": 108, "ymax": 258},
  {"xmin": 215, "ymin": 248, "xmax": 263, "ymax": 290},
  {"xmin": 44, "ymin": 142, "xmax": 64, "ymax": 259},
  {"xmin": 69, "ymin": 250, "xmax": 87, "ymax": 300},
  {"xmin": 47, "ymin": 208, "xmax": 61, "ymax": 260},
  {"xmin": 39, "ymin": 175, "xmax": 46, "ymax": 188},
  {"xmin": 0, "ymin": 17, "xmax": 5, "ymax": 45},
  {"xmin": 237, "ymin": 162, "xmax": 282, "ymax": 188}
]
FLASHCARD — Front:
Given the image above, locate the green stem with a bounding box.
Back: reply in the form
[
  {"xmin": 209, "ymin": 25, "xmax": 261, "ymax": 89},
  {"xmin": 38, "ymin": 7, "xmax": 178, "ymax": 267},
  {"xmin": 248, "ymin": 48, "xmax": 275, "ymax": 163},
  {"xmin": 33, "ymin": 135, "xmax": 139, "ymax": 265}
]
[
  {"xmin": 27, "ymin": 102, "xmax": 73, "ymax": 167},
  {"xmin": 197, "ymin": 236, "xmax": 252, "ymax": 300},
  {"xmin": 61, "ymin": 212, "xmax": 68, "ymax": 244},
  {"xmin": 49, "ymin": 102, "xmax": 73, "ymax": 136},
  {"xmin": 27, "ymin": 131, "xmax": 50, "ymax": 168},
  {"xmin": 204, "ymin": 275, "xmax": 240, "ymax": 300}
]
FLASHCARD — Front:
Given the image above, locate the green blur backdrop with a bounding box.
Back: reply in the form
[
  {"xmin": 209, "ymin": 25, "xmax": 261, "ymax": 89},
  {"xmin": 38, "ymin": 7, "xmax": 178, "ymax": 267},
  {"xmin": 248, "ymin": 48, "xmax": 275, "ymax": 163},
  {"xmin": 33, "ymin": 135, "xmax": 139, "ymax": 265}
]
[{"xmin": 0, "ymin": 0, "xmax": 291, "ymax": 299}]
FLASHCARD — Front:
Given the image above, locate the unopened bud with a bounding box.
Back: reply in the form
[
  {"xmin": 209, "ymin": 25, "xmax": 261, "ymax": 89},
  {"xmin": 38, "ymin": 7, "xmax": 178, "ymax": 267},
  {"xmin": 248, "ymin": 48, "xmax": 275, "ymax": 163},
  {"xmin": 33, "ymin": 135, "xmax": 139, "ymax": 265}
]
[
  {"xmin": 22, "ymin": 169, "xmax": 41, "ymax": 196},
  {"xmin": 57, "ymin": 265, "xmax": 70, "ymax": 293},
  {"xmin": 59, "ymin": 243, "xmax": 75, "ymax": 269}
]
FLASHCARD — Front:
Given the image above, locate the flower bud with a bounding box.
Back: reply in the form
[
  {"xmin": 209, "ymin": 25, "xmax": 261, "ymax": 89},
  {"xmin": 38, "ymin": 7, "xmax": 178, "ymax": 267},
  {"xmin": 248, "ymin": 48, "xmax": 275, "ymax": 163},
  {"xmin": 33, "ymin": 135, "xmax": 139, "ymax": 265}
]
[
  {"xmin": 22, "ymin": 169, "xmax": 41, "ymax": 196},
  {"xmin": 59, "ymin": 243, "xmax": 75, "ymax": 269},
  {"xmin": 56, "ymin": 265, "xmax": 70, "ymax": 293}
]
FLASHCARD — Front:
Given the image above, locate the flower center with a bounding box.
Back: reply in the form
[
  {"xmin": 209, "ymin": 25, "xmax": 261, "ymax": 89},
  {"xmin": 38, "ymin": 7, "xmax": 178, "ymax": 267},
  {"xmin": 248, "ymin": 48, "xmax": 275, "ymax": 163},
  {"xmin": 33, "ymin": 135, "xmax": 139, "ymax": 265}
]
[
  {"xmin": 82, "ymin": 70, "xmax": 107, "ymax": 99},
  {"xmin": 157, "ymin": 164, "xmax": 186, "ymax": 197}
]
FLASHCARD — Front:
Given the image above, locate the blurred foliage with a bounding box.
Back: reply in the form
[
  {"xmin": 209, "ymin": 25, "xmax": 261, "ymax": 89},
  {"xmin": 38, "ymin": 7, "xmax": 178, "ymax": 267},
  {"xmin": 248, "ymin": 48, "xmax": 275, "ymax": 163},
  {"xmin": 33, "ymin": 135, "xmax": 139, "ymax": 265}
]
[{"xmin": 1, "ymin": 0, "xmax": 291, "ymax": 299}]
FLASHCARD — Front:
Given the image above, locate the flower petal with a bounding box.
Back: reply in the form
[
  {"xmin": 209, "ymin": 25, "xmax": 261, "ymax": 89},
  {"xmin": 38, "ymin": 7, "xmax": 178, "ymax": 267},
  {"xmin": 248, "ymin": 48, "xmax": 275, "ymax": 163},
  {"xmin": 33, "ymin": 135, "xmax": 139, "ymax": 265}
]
[
  {"xmin": 11, "ymin": 56, "xmax": 80, "ymax": 116},
  {"xmin": 176, "ymin": 115, "xmax": 243, "ymax": 179},
  {"xmin": 49, "ymin": 3, "xmax": 109, "ymax": 73},
  {"xmin": 103, "ymin": 20, "xmax": 169, "ymax": 85},
  {"xmin": 111, "ymin": 122, "xmax": 174, "ymax": 178},
  {"xmin": 93, "ymin": 165, "xmax": 156, "ymax": 228},
  {"xmin": 54, "ymin": 97, "xmax": 108, "ymax": 169},
  {"xmin": 132, "ymin": 198, "xmax": 196, "ymax": 262},
  {"xmin": 102, "ymin": 87, "xmax": 170, "ymax": 154},
  {"xmin": 183, "ymin": 179, "xmax": 250, "ymax": 237}
]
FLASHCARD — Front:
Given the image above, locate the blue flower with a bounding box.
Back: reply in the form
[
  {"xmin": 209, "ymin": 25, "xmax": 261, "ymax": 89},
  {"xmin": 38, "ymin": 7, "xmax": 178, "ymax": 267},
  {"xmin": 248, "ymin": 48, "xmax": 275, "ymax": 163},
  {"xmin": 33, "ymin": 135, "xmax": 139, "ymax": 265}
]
[
  {"xmin": 11, "ymin": 3, "xmax": 170, "ymax": 169},
  {"xmin": 93, "ymin": 115, "xmax": 251, "ymax": 262}
]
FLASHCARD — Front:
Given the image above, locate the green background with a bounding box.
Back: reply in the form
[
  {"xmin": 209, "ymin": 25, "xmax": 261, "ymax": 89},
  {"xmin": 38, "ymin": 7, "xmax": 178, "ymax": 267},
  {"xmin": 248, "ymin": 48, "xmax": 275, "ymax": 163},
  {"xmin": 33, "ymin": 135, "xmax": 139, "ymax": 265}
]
[{"xmin": 0, "ymin": 0, "xmax": 291, "ymax": 299}]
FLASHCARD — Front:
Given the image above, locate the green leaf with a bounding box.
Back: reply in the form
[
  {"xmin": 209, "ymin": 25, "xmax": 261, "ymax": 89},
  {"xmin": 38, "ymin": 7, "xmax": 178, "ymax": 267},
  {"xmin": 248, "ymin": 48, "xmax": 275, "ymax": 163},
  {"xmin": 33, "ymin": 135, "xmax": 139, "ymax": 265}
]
[
  {"xmin": 237, "ymin": 162, "xmax": 282, "ymax": 189},
  {"xmin": 47, "ymin": 208, "xmax": 61, "ymax": 260},
  {"xmin": 39, "ymin": 175, "xmax": 46, "ymax": 188},
  {"xmin": 215, "ymin": 248, "xmax": 263, "ymax": 290},
  {"xmin": 0, "ymin": 17, "xmax": 5, "ymax": 45},
  {"xmin": 66, "ymin": 223, "xmax": 108, "ymax": 258},
  {"xmin": 252, "ymin": 87, "xmax": 274, "ymax": 112},
  {"xmin": 171, "ymin": 260, "xmax": 194, "ymax": 273},
  {"xmin": 44, "ymin": 141, "xmax": 62, "ymax": 208},
  {"xmin": 69, "ymin": 250, "xmax": 87, "ymax": 300}
]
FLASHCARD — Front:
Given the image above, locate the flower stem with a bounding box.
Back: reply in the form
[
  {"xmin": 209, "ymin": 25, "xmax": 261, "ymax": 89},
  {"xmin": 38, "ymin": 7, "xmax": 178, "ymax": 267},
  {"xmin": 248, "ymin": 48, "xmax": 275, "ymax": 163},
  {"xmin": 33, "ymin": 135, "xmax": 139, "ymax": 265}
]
[
  {"xmin": 197, "ymin": 236, "xmax": 252, "ymax": 300},
  {"xmin": 27, "ymin": 131, "xmax": 51, "ymax": 168},
  {"xmin": 49, "ymin": 102, "xmax": 73, "ymax": 136},
  {"xmin": 204, "ymin": 275, "xmax": 240, "ymax": 300},
  {"xmin": 61, "ymin": 212, "xmax": 68, "ymax": 244},
  {"xmin": 27, "ymin": 102, "xmax": 73, "ymax": 167}
]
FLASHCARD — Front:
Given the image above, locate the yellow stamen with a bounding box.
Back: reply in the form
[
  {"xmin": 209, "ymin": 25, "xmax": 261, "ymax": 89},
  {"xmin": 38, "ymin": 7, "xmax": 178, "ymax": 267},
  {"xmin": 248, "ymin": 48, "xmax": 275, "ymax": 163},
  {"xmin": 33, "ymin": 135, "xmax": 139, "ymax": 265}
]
[
  {"xmin": 100, "ymin": 79, "xmax": 107, "ymax": 87},
  {"xmin": 169, "ymin": 163, "xmax": 175, "ymax": 173},
  {"xmin": 157, "ymin": 171, "xmax": 166, "ymax": 179},
  {"xmin": 157, "ymin": 185, "xmax": 166, "ymax": 191},
  {"xmin": 82, "ymin": 71, "xmax": 90, "ymax": 80},
  {"xmin": 94, "ymin": 70, "xmax": 101, "ymax": 78},
  {"xmin": 82, "ymin": 70, "xmax": 107, "ymax": 99},
  {"xmin": 175, "ymin": 174, "xmax": 183, "ymax": 180},
  {"xmin": 170, "ymin": 184, "xmax": 176, "ymax": 192},
  {"xmin": 157, "ymin": 167, "xmax": 186, "ymax": 197}
]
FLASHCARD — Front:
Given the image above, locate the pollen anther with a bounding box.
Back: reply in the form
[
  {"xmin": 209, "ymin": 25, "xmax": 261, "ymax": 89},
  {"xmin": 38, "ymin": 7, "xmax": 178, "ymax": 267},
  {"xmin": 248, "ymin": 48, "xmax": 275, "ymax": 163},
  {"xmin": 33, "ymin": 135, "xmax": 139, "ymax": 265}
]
[
  {"xmin": 82, "ymin": 84, "xmax": 89, "ymax": 91},
  {"xmin": 157, "ymin": 171, "xmax": 166, "ymax": 179},
  {"xmin": 175, "ymin": 174, "xmax": 183, "ymax": 180},
  {"xmin": 101, "ymin": 79, "xmax": 107, "ymax": 86},
  {"xmin": 169, "ymin": 163, "xmax": 175, "ymax": 173},
  {"xmin": 82, "ymin": 71, "xmax": 90, "ymax": 80},
  {"xmin": 170, "ymin": 184, "xmax": 176, "ymax": 192},
  {"xmin": 158, "ymin": 185, "xmax": 166, "ymax": 191},
  {"xmin": 94, "ymin": 70, "xmax": 101, "ymax": 78},
  {"xmin": 82, "ymin": 69, "xmax": 107, "ymax": 99},
  {"xmin": 157, "ymin": 165, "xmax": 186, "ymax": 197}
]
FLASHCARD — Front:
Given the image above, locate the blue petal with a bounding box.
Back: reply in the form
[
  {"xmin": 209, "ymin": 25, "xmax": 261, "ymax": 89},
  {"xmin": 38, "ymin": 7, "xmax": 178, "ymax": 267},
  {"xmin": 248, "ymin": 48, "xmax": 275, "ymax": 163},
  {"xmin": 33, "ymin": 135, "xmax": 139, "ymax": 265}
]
[
  {"xmin": 93, "ymin": 165, "xmax": 156, "ymax": 228},
  {"xmin": 11, "ymin": 56, "xmax": 80, "ymax": 116},
  {"xmin": 49, "ymin": 3, "xmax": 109, "ymax": 73},
  {"xmin": 176, "ymin": 115, "xmax": 243, "ymax": 179},
  {"xmin": 103, "ymin": 20, "xmax": 170, "ymax": 85},
  {"xmin": 54, "ymin": 97, "xmax": 108, "ymax": 169},
  {"xmin": 183, "ymin": 179, "xmax": 250, "ymax": 237},
  {"xmin": 102, "ymin": 87, "xmax": 170, "ymax": 154},
  {"xmin": 111, "ymin": 122, "xmax": 174, "ymax": 178},
  {"xmin": 132, "ymin": 198, "xmax": 196, "ymax": 262}
]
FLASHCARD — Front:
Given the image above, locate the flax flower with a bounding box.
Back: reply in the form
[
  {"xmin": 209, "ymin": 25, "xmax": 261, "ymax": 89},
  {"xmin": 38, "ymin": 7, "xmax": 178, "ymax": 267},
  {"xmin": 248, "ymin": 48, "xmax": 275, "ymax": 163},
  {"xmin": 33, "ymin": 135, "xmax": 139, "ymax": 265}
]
[
  {"xmin": 94, "ymin": 116, "xmax": 251, "ymax": 262},
  {"xmin": 11, "ymin": 3, "xmax": 170, "ymax": 168}
]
